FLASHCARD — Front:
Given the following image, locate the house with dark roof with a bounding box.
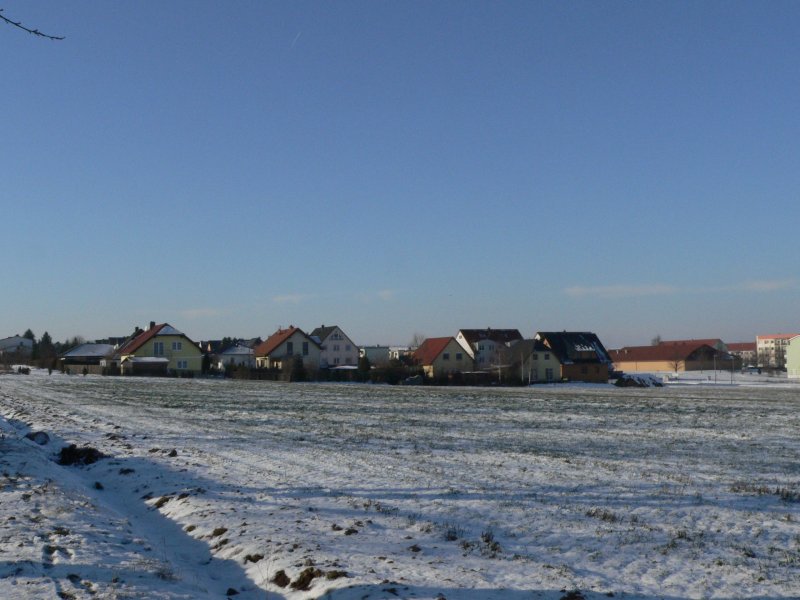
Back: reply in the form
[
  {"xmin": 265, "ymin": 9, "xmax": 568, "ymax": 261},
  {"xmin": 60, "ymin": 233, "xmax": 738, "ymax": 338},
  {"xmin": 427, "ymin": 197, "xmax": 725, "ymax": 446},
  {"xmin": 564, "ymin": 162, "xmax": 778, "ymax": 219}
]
[
  {"xmin": 59, "ymin": 343, "xmax": 114, "ymax": 375},
  {"xmin": 413, "ymin": 337, "xmax": 474, "ymax": 379},
  {"xmin": 110, "ymin": 322, "xmax": 203, "ymax": 376},
  {"xmin": 254, "ymin": 326, "xmax": 321, "ymax": 371},
  {"xmin": 533, "ymin": 331, "xmax": 612, "ymax": 383},
  {"xmin": 455, "ymin": 328, "xmax": 523, "ymax": 371},
  {"xmin": 609, "ymin": 340, "xmax": 733, "ymax": 373},
  {"xmin": 310, "ymin": 325, "xmax": 359, "ymax": 368}
]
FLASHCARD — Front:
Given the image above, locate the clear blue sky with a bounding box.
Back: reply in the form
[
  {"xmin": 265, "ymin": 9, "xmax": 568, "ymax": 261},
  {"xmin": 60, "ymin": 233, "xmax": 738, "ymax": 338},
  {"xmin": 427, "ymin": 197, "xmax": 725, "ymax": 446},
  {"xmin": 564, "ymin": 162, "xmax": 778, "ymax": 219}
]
[{"xmin": 2, "ymin": 1, "xmax": 799, "ymax": 348}]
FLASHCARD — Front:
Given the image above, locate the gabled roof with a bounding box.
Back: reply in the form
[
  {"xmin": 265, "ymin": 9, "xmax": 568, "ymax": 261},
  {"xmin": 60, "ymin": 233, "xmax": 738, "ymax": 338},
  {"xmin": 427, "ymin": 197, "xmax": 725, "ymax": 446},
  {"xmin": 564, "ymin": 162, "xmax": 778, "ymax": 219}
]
[
  {"xmin": 507, "ymin": 339, "xmax": 549, "ymax": 364},
  {"xmin": 659, "ymin": 338, "xmax": 726, "ymax": 350},
  {"xmin": 254, "ymin": 327, "xmax": 320, "ymax": 357},
  {"xmin": 413, "ymin": 337, "xmax": 456, "ymax": 366},
  {"xmin": 310, "ymin": 325, "xmax": 338, "ymax": 342},
  {"xmin": 113, "ymin": 323, "xmax": 193, "ymax": 358},
  {"xmin": 458, "ymin": 329, "xmax": 523, "ymax": 346},
  {"xmin": 609, "ymin": 341, "xmax": 719, "ymax": 363},
  {"xmin": 534, "ymin": 332, "xmax": 612, "ymax": 365}
]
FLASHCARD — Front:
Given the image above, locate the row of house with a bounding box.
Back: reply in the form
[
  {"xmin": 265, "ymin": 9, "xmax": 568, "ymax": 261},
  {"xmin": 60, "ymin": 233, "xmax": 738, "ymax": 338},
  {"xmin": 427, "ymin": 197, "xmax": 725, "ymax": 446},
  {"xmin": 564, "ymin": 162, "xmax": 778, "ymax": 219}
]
[{"xmin": 16, "ymin": 321, "xmax": 800, "ymax": 382}]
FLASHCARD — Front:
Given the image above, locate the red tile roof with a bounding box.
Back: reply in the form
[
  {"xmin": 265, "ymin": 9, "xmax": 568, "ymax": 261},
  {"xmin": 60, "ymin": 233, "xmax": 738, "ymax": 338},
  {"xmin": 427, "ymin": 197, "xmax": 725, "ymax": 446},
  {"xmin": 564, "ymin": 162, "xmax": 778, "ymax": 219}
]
[
  {"xmin": 114, "ymin": 324, "xmax": 167, "ymax": 357},
  {"xmin": 413, "ymin": 337, "xmax": 454, "ymax": 366},
  {"xmin": 756, "ymin": 334, "xmax": 800, "ymax": 341},
  {"xmin": 727, "ymin": 342, "xmax": 756, "ymax": 352},
  {"xmin": 610, "ymin": 341, "xmax": 717, "ymax": 363},
  {"xmin": 254, "ymin": 326, "xmax": 319, "ymax": 357}
]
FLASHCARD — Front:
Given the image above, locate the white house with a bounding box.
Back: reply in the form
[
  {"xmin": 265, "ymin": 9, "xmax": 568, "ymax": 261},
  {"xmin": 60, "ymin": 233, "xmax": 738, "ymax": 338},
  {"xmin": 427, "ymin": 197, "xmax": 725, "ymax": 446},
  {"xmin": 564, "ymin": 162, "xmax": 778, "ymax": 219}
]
[
  {"xmin": 455, "ymin": 329, "xmax": 523, "ymax": 370},
  {"xmin": 217, "ymin": 344, "xmax": 255, "ymax": 369},
  {"xmin": 310, "ymin": 325, "xmax": 359, "ymax": 368}
]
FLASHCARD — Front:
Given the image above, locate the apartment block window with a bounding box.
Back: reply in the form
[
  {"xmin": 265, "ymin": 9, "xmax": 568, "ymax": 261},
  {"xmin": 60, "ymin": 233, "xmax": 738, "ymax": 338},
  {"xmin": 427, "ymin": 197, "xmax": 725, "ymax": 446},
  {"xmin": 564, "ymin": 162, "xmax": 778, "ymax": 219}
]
[
  {"xmin": 172, "ymin": 341, "xmax": 182, "ymax": 351},
  {"xmin": 302, "ymin": 341, "xmax": 309, "ymax": 356},
  {"xmin": 153, "ymin": 342, "xmax": 164, "ymax": 356}
]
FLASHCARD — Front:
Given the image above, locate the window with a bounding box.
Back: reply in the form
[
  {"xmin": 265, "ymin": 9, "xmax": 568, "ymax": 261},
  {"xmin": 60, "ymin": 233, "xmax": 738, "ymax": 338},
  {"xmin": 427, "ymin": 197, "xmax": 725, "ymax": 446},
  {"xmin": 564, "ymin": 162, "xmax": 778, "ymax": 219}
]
[
  {"xmin": 286, "ymin": 342, "xmax": 293, "ymax": 355},
  {"xmin": 443, "ymin": 353, "xmax": 450, "ymax": 360},
  {"xmin": 153, "ymin": 342, "xmax": 164, "ymax": 356},
  {"xmin": 302, "ymin": 341, "xmax": 309, "ymax": 356},
  {"xmin": 532, "ymin": 353, "xmax": 538, "ymax": 360},
  {"xmin": 333, "ymin": 344, "xmax": 340, "ymax": 351},
  {"xmin": 334, "ymin": 357, "xmax": 340, "ymax": 365},
  {"xmin": 172, "ymin": 341, "xmax": 182, "ymax": 351},
  {"xmin": 456, "ymin": 353, "xmax": 462, "ymax": 360},
  {"xmin": 545, "ymin": 368, "xmax": 554, "ymax": 381},
  {"xmin": 544, "ymin": 353, "xmax": 550, "ymax": 360},
  {"xmin": 345, "ymin": 344, "xmax": 351, "ymax": 351},
  {"xmin": 177, "ymin": 360, "xmax": 188, "ymax": 369}
]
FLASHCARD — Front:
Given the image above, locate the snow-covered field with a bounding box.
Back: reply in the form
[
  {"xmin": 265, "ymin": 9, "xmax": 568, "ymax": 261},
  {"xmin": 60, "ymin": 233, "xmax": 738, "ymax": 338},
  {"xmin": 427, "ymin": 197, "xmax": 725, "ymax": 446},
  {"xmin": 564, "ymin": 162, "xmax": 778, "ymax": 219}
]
[{"xmin": 1, "ymin": 371, "xmax": 799, "ymax": 600}]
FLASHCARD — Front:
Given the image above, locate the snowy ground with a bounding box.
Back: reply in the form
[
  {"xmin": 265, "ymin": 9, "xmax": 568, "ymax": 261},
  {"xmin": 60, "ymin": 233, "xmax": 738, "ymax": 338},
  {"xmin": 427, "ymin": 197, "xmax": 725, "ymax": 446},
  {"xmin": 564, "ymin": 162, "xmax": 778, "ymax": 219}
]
[{"xmin": 1, "ymin": 370, "xmax": 799, "ymax": 599}]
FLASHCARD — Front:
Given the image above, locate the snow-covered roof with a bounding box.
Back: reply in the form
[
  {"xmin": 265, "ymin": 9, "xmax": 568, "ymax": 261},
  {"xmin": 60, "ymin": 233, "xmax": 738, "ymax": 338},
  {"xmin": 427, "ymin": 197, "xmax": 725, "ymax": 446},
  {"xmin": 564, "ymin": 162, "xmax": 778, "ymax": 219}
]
[
  {"xmin": 155, "ymin": 325, "xmax": 183, "ymax": 336},
  {"xmin": 61, "ymin": 344, "xmax": 114, "ymax": 359},
  {"xmin": 220, "ymin": 345, "xmax": 254, "ymax": 356}
]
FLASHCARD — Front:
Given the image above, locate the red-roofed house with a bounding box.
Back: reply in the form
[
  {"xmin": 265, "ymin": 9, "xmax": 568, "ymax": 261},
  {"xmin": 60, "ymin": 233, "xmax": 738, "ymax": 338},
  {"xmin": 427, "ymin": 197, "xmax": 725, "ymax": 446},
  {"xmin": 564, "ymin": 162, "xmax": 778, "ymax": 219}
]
[
  {"xmin": 254, "ymin": 326, "xmax": 321, "ymax": 371},
  {"xmin": 610, "ymin": 341, "xmax": 731, "ymax": 373},
  {"xmin": 412, "ymin": 337, "xmax": 474, "ymax": 379},
  {"xmin": 111, "ymin": 322, "xmax": 203, "ymax": 376}
]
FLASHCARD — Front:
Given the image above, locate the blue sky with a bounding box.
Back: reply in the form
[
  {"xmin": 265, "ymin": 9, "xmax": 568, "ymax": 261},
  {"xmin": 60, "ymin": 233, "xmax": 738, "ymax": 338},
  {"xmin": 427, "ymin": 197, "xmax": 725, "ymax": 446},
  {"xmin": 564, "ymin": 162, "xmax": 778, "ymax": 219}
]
[{"xmin": 2, "ymin": 1, "xmax": 799, "ymax": 348}]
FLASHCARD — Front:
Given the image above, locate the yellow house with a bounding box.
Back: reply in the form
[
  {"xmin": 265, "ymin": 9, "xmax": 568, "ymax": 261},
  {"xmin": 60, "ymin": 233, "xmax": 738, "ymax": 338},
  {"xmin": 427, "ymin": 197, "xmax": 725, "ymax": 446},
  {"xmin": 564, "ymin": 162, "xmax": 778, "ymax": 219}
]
[
  {"xmin": 113, "ymin": 322, "xmax": 203, "ymax": 376},
  {"xmin": 508, "ymin": 339, "xmax": 562, "ymax": 383},
  {"xmin": 413, "ymin": 337, "xmax": 474, "ymax": 379}
]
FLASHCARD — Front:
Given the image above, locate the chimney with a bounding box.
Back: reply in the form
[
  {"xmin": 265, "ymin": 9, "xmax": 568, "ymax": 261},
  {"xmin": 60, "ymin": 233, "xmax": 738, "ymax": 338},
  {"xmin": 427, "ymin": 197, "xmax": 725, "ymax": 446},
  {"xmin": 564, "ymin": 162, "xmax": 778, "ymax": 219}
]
[{"xmin": 149, "ymin": 321, "xmax": 156, "ymax": 330}]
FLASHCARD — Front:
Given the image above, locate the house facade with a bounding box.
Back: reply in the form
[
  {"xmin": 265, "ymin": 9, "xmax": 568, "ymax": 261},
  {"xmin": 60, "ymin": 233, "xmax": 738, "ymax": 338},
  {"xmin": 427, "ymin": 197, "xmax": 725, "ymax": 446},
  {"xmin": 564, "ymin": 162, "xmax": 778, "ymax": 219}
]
[
  {"xmin": 310, "ymin": 325, "xmax": 359, "ymax": 368},
  {"xmin": 534, "ymin": 331, "xmax": 612, "ymax": 383},
  {"xmin": 254, "ymin": 326, "xmax": 321, "ymax": 371},
  {"xmin": 413, "ymin": 337, "xmax": 474, "ymax": 379},
  {"xmin": 112, "ymin": 322, "xmax": 203, "ymax": 376},
  {"xmin": 756, "ymin": 334, "xmax": 800, "ymax": 369},
  {"xmin": 455, "ymin": 329, "xmax": 522, "ymax": 371},
  {"xmin": 216, "ymin": 344, "xmax": 255, "ymax": 369},
  {"xmin": 60, "ymin": 343, "xmax": 114, "ymax": 375},
  {"xmin": 785, "ymin": 336, "xmax": 800, "ymax": 378},
  {"xmin": 507, "ymin": 339, "xmax": 562, "ymax": 383}
]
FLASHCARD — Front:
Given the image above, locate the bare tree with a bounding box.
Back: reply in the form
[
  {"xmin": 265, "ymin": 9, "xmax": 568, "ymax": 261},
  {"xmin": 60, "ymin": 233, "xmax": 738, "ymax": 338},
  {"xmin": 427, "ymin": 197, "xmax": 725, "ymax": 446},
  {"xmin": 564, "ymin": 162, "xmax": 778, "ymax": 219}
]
[
  {"xmin": 651, "ymin": 334, "xmax": 662, "ymax": 346},
  {"xmin": 409, "ymin": 332, "xmax": 426, "ymax": 350},
  {"xmin": 1, "ymin": 9, "xmax": 64, "ymax": 40}
]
